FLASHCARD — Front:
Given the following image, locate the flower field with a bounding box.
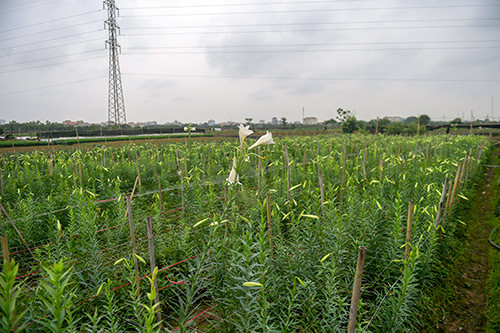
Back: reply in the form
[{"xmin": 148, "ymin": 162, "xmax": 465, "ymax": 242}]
[{"xmin": 0, "ymin": 132, "xmax": 490, "ymax": 332}]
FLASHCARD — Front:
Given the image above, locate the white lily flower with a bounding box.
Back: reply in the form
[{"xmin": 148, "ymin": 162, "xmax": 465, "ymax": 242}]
[
  {"xmin": 184, "ymin": 127, "xmax": 188, "ymax": 131},
  {"xmin": 238, "ymin": 124, "xmax": 253, "ymax": 144},
  {"xmin": 248, "ymin": 131, "xmax": 275, "ymax": 150},
  {"xmin": 191, "ymin": 127, "xmax": 196, "ymax": 131},
  {"xmin": 227, "ymin": 166, "xmax": 237, "ymax": 184}
]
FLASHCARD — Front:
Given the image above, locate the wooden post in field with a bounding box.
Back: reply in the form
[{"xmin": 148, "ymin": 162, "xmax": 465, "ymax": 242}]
[
  {"xmin": 362, "ymin": 150, "xmax": 367, "ymax": 180},
  {"xmin": 284, "ymin": 144, "xmax": 290, "ymax": 202},
  {"xmin": 145, "ymin": 217, "xmax": 162, "ymax": 325},
  {"xmin": 341, "ymin": 143, "xmax": 347, "ymax": 190},
  {"xmin": 258, "ymin": 147, "xmax": 262, "ymax": 193},
  {"xmin": 266, "ymin": 193, "xmax": 274, "ymax": 259},
  {"xmin": 0, "ymin": 204, "xmax": 35, "ymax": 260},
  {"xmin": 434, "ymin": 178, "xmax": 449, "ymax": 228},
  {"xmin": 466, "ymin": 149, "xmax": 473, "ymax": 183},
  {"xmin": 157, "ymin": 174, "xmax": 164, "ymax": 213},
  {"xmin": 126, "ymin": 196, "xmax": 141, "ymax": 297},
  {"xmin": 448, "ymin": 162, "xmax": 462, "ymax": 212},
  {"xmin": 405, "ymin": 202, "xmax": 414, "ymax": 261},
  {"xmin": 347, "ymin": 246, "xmax": 367, "ymax": 333},
  {"xmin": 1, "ymin": 235, "xmax": 9, "ymax": 265},
  {"xmin": 182, "ymin": 149, "xmax": 188, "ymax": 183},
  {"xmin": 48, "ymin": 152, "xmax": 53, "ymax": 175},
  {"xmin": 318, "ymin": 167, "xmax": 325, "ymax": 216},
  {"xmin": 0, "ymin": 164, "xmax": 4, "ymax": 199},
  {"xmin": 135, "ymin": 152, "xmax": 142, "ymax": 188}
]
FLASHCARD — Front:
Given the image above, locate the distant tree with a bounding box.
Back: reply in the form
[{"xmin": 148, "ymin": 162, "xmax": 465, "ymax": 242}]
[
  {"xmin": 385, "ymin": 122, "xmax": 405, "ymax": 135},
  {"xmin": 366, "ymin": 118, "xmax": 391, "ymax": 134},
  {"xmin": 280, "ymin": 117, "xmax": 288, "ymax": 126},
  {"xmin": 324, "ymin": 119, "xmax": 337, "ymax": 127},
  {"xmin": 245, "ymin": 118, "xmax": 253, "ymax": 125},
  {"xmin": 405, "ymin": 122, "xmax": 419, "ymax": 136},
  {"xmin": 403, "ymin": 116, "xmax": 418, "ymax": 124},
  {"xmin": 341, "ymin": 116, "xmax": 359, "ymax": 133},
  {"xmin": 450, "ymin": 117, "xmax": 462, "ymax": 124},
  {"xmin": 418, "ymin": 114, "xmax": 431, "ymax": 126},
  {"xmin": 336, "ymin": 108, "xmax": 351, "ymax": 123}
]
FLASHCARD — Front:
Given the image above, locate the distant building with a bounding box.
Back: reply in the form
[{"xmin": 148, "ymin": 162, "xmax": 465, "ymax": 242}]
[
  {"xmin": 0, "ymin": 119, "xmax": 5, "ymax": 124},
  {"xmin": 207, "ymin": 119, "xmax": 216, "ymax": 126},
  {"xmin": 303, "ymin": 117, "xmax": 318, "ymax": 125},
  {"xmin": 271, "ymin": 117, "xmax": 278, "ymax": 125},
  {"xmin": 384, "ymin": 116, "xmax": 404, "ymax": 123},
  {"xmin": 144, "ymin": 121, "xmax": 158, "ymax": 127}
]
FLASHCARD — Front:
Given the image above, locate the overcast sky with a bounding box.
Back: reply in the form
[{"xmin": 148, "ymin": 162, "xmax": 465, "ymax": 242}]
[{"xmin": 0, "ymin": 0, "xmax": 499, "ymax": 124}]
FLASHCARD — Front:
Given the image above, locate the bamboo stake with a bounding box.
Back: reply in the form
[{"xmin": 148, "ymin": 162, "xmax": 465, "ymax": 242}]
[
  {"xmin": 157, "ymin": 174, "xmax": 164, "ymax": 213},
  {"xmin": 1, "ymin": 235, "xmax": 9, "ymax": 264},
  {"xmin": 126, "ymin": 196, "xmax": 141, "ymax": 297},
  {"xmin": 145, "ymin": 217, "xmax": 162, "ymax": 325},
  {"xmin": 258, "ymin": 147, "xmax": 262, "ymax": 193},
  {"xmin": 266, "ymin": 193, "xmax": 274, "ymax": 259},
  {"xmin": 434, "ymin": 178, "xmax": 449, "ymax": 228},
  {"xmin": 448, "ymin": 162, "xmax": 462, "ymax": 212},
  {"xmin": 0, "ymin": 164, "xmax": 4, "ymax": 199},
  {"xmin": 135, "ymin": 152, "xmax": 142, "ymax": 187},
  {"xmin": 347, "ymin": 246, "xmax": 367, "ymax": 333},
  {"xmin": 284, "ymin": 144, "xmax": 290, "ymax": 202},
  {"xmin": 318, "ymin": 167, "xmax": 325, "ymax": 216},
  {"xmin": 0, "ymin": 204, "xmax": 35, "ymax": 260},
  {"xmin": 405, "ymin": 202, "xmax": 414, "ymax": 261}
]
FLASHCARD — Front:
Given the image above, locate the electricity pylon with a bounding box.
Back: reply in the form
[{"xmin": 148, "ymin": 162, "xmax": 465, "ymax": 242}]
[{"xmin": 104, "ymin": 0, "xmax": 126, "ymax": 125}]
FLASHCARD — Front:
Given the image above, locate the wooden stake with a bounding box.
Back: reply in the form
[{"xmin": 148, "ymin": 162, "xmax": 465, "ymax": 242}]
[
  {"xmin": 157, "ymin": 174, "xmax": 164, "ymax": 213},
  {"xmin": 318, "ymin": 167, "xmax": 325, "ymax": 216},
  {"xmin": 0, "ymin": 204, "xmax": 36, "ymax": 260},
  {"xmin": 434, "ymin": 178, "xmax": 449, "ymax": 228},
  {"xmin": 258, "ymin": 147, "xmax": 262, "ymax": 193},
  {"xmin": 126, "ymin": 196, "xmax": 141, "ymax": 297},
  {"xmin": 405, "ymin": 202, "xmax": 414, "ymax": 261},
  {"xmin": 145, "ymin": 217, "xmax": 162, "ymax": 325},
  {"xmin": 0, "ymin": 165, "xmax": 4, "ymax": 199},
  {"xmin": 1, "ymin": 235, "xmax": 9, "ymax": 264},
  {"xmin": 135, "ymin": 152, "xmax": 142, "ymax": 187},
  {"xmin": 347, "ymin": 246, "xmax": 367, "ymax": 333},
  {"xmin": 448, "ymin": 162, "xmax": 462, "ymax": 212},
  {"xmin": 266, "ymin": 193, "xmax": 274, "ymax": 259},
  {"xmin": 284, "ymin": 144, "xmax": 290, "ymax": 202}
]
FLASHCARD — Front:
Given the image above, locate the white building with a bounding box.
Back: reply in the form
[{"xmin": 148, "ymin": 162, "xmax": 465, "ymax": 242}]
[{"xmin": 303, "ymin": 117, "xmax": 318, "ymax": 125}]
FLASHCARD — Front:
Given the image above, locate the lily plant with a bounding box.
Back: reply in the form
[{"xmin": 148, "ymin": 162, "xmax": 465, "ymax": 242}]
[{"xmin": 227, "ymin": 124, "xmax": 275, "ymax": 185}]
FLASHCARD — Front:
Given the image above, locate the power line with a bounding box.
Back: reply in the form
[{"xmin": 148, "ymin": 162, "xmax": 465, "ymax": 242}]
[
  {"xmin": 121, "ymin": 24, "xmax": 500, "ymax": 36},
  {"xmin": 122, "ymin": 4, "xmax": 500, "ymax": 17},
  {"xmin": 0, "ymin": 0, "xmax": 68, "ymax": 14},
  {"xmin": 123, "ymin": 45, "xmax": 500, "ymax": 54},
  {"xmin": 0, "ymin": 10, "xmax": 104, "ymax": 34},
  {"xmin": 120, "ymin": 0, "xmax": 392, "ymax": 10},
  {"xmin": 0, "ymin": 38, "xmax": 104, "ymax": 57},
  {"xmin": 0, "ymin": 20, "xmax": 104, "ymax": 42},
  {"xmin": 0, "ymin": 55, "xmax": 106, "ymax": 74},
  {"xmin": 122, "ymin": 17, "xmax": 500, "ymax": 30},
  {"xmin": 0, "ymin": 30, "xmax": 104, "ymax": 51},
  {"xmin": 124, "ymin": 39, "xmax": 500, "ymax": 50},
  {"xmin": 0, "ymin": 75, "xmax": 107, "ymax": 97},
  {"xmin": 122, "ymin": 72, "xmax": 500, "ymax": 83},
  {"xmin": 0, "ymin": 49, "xmax": 105, "ymax": 69}
]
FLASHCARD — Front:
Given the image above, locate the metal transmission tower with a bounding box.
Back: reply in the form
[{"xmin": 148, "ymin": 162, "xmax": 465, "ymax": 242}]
[{"xmin": 104, "ymin": 0, "xmax": 126, "ymax": 125}]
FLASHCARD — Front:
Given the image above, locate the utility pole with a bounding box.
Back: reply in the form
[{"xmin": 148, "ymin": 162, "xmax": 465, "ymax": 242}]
[{"xmin": 104, "ymin": 0, "xmax": 126, "ymax": 125}]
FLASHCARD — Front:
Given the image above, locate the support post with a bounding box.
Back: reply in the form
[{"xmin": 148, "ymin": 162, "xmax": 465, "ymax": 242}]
[
  {"xmin": 126, "ymin": 196, "xmax": 140, "ymax": 297},
  {"xmin": 266, "ymin": 193, "xmax": 274, "ymax": 259},
  {"xmin": 347, "ymin": 246, "xmax": 367, "ymax": 333},
  {"xmin": 434, "ymin": 178, "xmax": 449, "ymax": 228},
  {"xmin": 157, "ymin": 174, "xmax": 164, "ymax": 213},
  {"xmin": 146, "ymin": 217, "xmax": 162, "ymax": 326},
  {"xmin": 405, "ymin": 202, "xmax": 414, "ymax": 261}
]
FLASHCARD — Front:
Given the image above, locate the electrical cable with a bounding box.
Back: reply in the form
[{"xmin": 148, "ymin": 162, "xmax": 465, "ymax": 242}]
[
  {"xmin": 121, "ymin": 24, "xmax": 500, "ymax": 36},
  {"xmin": 0, "ymin": 0, "xmax": 68, "ymax": 14},
  {"xmin": 0, "ymin": 55, "xmax": 106, "ymax": 74},
  {"xmin": 121, "ymin": 72, "xmax": 500, "ymax": 83},
  {"xmin": 122, "ymin": 4, "xmax": 500, "ymax": 17},
  {"xmin": 0, "ymin": 49, "xmax": 105, "ymax": 69},
  {"xmin": 0, "ymin": 29, "xmax": 104, "ymax": 51},
  {"xmin": 0, "ymin": 20, "xmax": 104, "ymax": 42},
  {"xmin": 0, "ymin": 9, "xmax": 104, "ymax": 34},
  {"xmin": 123, "ymin": 45, "xmax": 500, "ymax": 54},
  {"xmin": 123, "ymin": 39, "xmax": 500, "ymax": 50},
  {"xmin": 0, "ymin": 37, "xmax": 104, "ymax": 57},
  {"xmin": 0, "ymin": 76, "xmax": 107, "ymax": 97},
  {"xmin": 122, "ymin": 17, "xmax": 500, "ymax": 30}
]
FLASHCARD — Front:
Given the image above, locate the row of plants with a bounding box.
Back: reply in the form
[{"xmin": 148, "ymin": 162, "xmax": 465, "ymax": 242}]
[{"xmin": 0, "ymin": 131, "xmax": 489, "ymax": 331}]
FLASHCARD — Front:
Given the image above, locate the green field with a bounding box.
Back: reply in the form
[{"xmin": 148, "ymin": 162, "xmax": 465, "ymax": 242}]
[{"xmin": 0, "ymin": 133, "xmax": 489, "ymax": 332}]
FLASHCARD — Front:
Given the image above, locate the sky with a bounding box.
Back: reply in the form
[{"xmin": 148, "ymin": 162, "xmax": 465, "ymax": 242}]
[{"xmin": 0, "ymin": 0, "xmax": 499, "ymax": 124}]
